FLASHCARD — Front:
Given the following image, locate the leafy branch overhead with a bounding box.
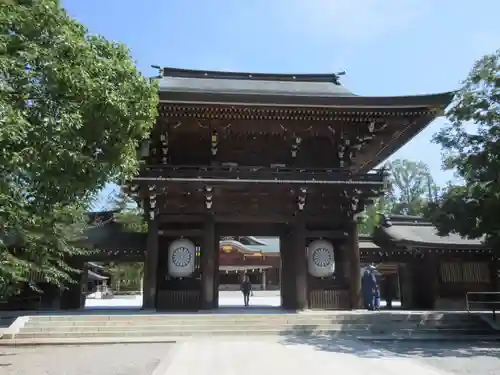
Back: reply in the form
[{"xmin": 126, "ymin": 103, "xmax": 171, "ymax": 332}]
[
  {"xmin": 358, "ymin": 158, "xmax": 438, "ymax": 234},
  {"xmin": 429, "ymin": 49, "xmax": 500, "ymax": 242},
  {"xmin": 0, "ymin": 0, "xmax": 158, "ymax": 297}
]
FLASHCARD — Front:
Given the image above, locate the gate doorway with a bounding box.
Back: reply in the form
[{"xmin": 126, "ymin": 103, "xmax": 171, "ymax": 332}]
[
  {"xmin": 84, "ymin": 261, "xmax": 144, "ymax": 310},
  {"xmin": 216, "ymin": 235, "xmax": 281, "ymax": 308}
]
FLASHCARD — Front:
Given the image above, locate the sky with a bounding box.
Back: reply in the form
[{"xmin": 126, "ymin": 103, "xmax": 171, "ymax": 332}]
[{"xmin": 61, "ymin": 0, "xmax": 500, "ymax": 210}]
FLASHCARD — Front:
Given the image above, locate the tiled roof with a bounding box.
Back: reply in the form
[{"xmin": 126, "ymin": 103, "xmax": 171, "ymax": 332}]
[
  {"xmin": 156, "ymin": 67, "xmax": 454, "ymax": 108},
  {"xmin": 359, "ymin": 236, "xmax": 380, "ymax": 250},
  {"xmin": 377, "ymin": 214, "xmax": 485, "ymax": 248},
  {"xmin": 157, "ymin": 67, "xmax": 354, "ymax": 97}
]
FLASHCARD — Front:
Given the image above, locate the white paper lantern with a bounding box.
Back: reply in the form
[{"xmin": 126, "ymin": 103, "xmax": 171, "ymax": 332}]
[
  {"xmin": 168, "ymin": 238, "xmax": 196, "ymax": 277},
  {"xmin": 307, "ymin": 239, "xmax": 335, "ymax": 277}
]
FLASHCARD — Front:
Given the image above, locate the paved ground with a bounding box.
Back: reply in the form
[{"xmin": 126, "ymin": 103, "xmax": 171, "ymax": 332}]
[
  {"xmin": 84, "ymin": 291, "xmax": 401, "ymax": 309},
  {"xmin": 163, "ymin": 337, "xmax": 500, "ymax": 375},
  {"xmin": 1, "ymin": 336, "xmax": 498, "ymax": 374},
  {"xmin": 0, "ymin": 343, "xmax": 172, "ymax": 375},
  {"xmin": 163, "ymin": 337, "xmax": 461, "ymax": 375},
  {"xmin": 371, "ymin": 340, "xmax": 500, "ymax": 375}
]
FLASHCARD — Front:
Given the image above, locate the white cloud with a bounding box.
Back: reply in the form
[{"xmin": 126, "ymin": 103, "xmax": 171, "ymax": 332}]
[{"xmin": 282, "ymin": 0, "xmax": 432, "ymax": 42}]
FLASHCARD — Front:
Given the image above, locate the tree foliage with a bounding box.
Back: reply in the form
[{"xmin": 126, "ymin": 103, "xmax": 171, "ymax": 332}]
[
  {"xmin": 428, "ymin": 49, "xmax": 500, "ymax": 242},
  {"xmin": 107, "ymin": 262, "xmax": 144, "ymax": 293},
  {"xmin": 358, "ymin": 159, "xmax": 437, "ymax": 234},
  {"xmin": 101, "ymin": 188, "xmax": 146, "ymax": 292},
  {"xmin": 108, "ymin": 187, "xmax": 147, "ymax": 233},
  {"xmin": 388, "ymin": 159, "xmax": 437, "ymax": 216},
  {"xmin": 0, "ymin": 0, "xmax": 158, "ymax": 297},
  {"xmin": 357, "ymin": 197, "xmax": 391, "ymax": 235}
]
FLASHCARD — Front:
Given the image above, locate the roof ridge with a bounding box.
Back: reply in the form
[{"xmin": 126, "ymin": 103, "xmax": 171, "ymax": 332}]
[{"xmin": 159, "ymin": 66, "xmax": 342, "ymax": 84}]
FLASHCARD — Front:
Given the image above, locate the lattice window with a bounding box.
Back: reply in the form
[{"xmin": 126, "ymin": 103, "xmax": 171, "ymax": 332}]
[{"xmin": 440, "ymin": 262, "xmax": 490, "ymax": 283}]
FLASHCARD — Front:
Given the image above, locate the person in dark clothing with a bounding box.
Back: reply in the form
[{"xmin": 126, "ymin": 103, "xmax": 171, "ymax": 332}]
[
  {"xmin": 240, "ymin": 275, "xmax": 252, "ymax": 307},
  {"xmin": 374, "ymin": 281, "xmax": 381, "ymax": 311},
  {"xmin": 361, "ymin": 265, "xmax": 377, "ymax": 311}
]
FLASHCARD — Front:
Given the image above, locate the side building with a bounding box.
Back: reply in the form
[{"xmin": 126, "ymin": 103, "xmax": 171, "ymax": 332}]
[{"xmin": 359, "ymin": 214, "xmax": 496, "ymax": 310}]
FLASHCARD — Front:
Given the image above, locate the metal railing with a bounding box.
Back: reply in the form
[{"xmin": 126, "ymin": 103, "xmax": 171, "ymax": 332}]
[{"xmin": 466, "ymin": 291, "xmax": 500, "ymax": 320}]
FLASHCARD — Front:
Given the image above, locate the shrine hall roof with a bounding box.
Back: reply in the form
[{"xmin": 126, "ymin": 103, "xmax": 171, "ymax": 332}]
[
  {"xmin": 220, "ymin": 237, "xmax": 280, "ymax": 254},
  {"xmin": 374, "ymin": 214, "xmax": 485, "ymax": 249},
  {"xmin": 87, "ymin": 269, "xmax": 109, "ymax": 281},
  {"xmin": 156, "ymin": 67, "xmax": 454, "ymax": 108},
  {"xmin": 359, "ymin": 236, "xmax": 380, "ymax": 250}
]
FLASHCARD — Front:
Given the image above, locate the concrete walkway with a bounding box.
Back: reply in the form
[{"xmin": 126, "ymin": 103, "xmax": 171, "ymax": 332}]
[{"xmin": 162, "ymin": 337, "xmax": 451, "ymax": 375}]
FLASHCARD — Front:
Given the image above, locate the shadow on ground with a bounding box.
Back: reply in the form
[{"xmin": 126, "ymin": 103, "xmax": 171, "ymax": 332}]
[{"xmin": 278, "ymin": 326, "xmax": 500, "ymax": 359}]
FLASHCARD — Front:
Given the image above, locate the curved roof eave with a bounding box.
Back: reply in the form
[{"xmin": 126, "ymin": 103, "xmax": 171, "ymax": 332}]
[
  {"xmin": 377, "ymin": 224, "xmax": 486, "ymax": 249},
  {"xmin": 220, "ymin": 239, "xmax": 279, "ymax": 254},
  {"xmin": 157, "ymin": 90, "xmax": 455, "ymax": 109}
]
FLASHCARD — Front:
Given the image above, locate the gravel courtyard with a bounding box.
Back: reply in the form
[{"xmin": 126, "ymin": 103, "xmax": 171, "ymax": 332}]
[
  {"xmin": 370, "ymin": 340, "xmax": 500, "ymax": 375},
  {"xmin": 2, "ymin": 338, "xmax": 499, "ymax": 375},
  {"xmin": 0, "ymin": 343, "xmax": 172, "ymax": 375}
]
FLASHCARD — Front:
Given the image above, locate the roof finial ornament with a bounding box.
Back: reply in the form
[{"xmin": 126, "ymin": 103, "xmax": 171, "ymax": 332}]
[
  {"xmin": 333, "ymin": 71, "xmax": 346, "ymax": 85},
  {"xmin": 151, "ymin": 65, "xmax": 164, "ymax": 78}
]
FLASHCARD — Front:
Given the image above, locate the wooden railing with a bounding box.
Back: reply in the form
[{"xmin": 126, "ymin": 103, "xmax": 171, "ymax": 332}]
[
  {"xmin": 156, "ymin": 290, "xmax": 201, "ymax": 310},
  {"xmin": 466, "ymin": 291, "xmax": 500, "ymax": 320},
  {"xmin": 309, "ymin": 289, "xmax": 349, "ymax": 309},
  {"xmin": 136, "ymin": 165, "xmax": 387, "ymax": 185}
]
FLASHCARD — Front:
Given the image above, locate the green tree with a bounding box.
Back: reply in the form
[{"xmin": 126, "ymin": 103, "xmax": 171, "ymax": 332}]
[
  {"xmin": 102, "ymin": 188, "xmax": 146, "ymax": 292},
  {"xmin": 388, "ymin": 159, "xmax": 436, "ymax": 216},
  {"xmin": 358, "ymin": 197, "xmax": 392, "ymax": 235},
  {"xmin": 108, "ymin": 188, "xmax": 147, "ymax": 233},
  {"xmin": 0, "ymin": 0, "xmax": 158, "ymax": 297},
  {"xmin": 428, "ymin": 49, "xmax": 500, "ymax": 243},
  {"xmin": 107, "ymin": 262, "xmax": 144, "ymax": 293},
  {"xmin": 358, "ymin": 159, "xmax": 437, "ymax": 235}
]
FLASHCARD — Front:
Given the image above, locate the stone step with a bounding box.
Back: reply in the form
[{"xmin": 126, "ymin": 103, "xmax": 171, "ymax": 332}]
[
  {"xmin": 18, "ymin": 324, "xmax": 493, "ymax": 334},
  {"xmin": 13, "ymin": 328, "xmax": 360, "ymax": 339},
  {"xmin": 22, "ymin": 317, "xmax": 378, "ymax": 324},
  {"xmin": 24, "ymin": 313, "xmax": 468, "ymax": 322},
  {"xmin": 23, "ymin": 316, "xmax": 479, "ymax": 325},
  {"xmin": 22, "ymin": 321, "xmax": 485, "ymax": 331},
  {"xmin": 3, "ymin": 334, "xmax": 499, "ymax": 346},
  {"xmin": 20, "ymin": 323, "xmax": 374, "ymax": 333},
  {"xmin": 12, "ymin": 328, "xmax": 498, "ymax": 340},
  {"xmin": 24, "ymin": 318, "xmax": 485, "ymax": 328}
]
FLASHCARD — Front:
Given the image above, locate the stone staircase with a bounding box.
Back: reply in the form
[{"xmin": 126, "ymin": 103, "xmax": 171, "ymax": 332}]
[{"xmin": 1, "ymin": 311, "xmax": 498, "ymax": 343}]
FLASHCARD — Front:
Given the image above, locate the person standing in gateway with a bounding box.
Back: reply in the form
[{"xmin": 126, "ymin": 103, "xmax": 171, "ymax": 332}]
[{"xmin": 240, "ymin": 275, "xmax": 252, "ymax": 307}]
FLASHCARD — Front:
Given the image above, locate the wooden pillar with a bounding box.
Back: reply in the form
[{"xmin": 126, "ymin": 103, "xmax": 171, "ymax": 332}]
[
  {"xmin": 410, "ymin": 255, "xmax": 438, "ymax": 309},
  {"xmin": 142, "ymin": 218, "xmax": 159, "ymax": 309},
  {"xmin": 348, "ymin": 221, "xmax": 361, "ymax": 310},
  {"xmin": 201, "ymin": 216, "xmax": 216, "ymax": 309},
  {"xmin": 212, "ymin": 226, "xmax": 220, "ymax": 308},
  {"xmin": 293, "ymin": 219, "xmax": 308, "ymax": 310},
  {"xmin": 427, "ymin": 254, "xmax": 440, "ymax": 309},
  {"xmin": 280, "ymin": 228, "xmax": 295, "ymax": 310},
  {"xmin": 60, "ymin": 259, "xmax": 85, "ymax": 310},
  {"xmin": 80, "ymin": 262, "xmax": 89, "ymax": 308}
]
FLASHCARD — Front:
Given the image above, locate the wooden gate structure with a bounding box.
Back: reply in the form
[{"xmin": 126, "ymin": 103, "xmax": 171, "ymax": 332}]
[
  {"xmin": 121, "ymin": 67, "xmax": 452, "ymax": 311},
  {"xmin": 2, "ymin": 67, "xmax": 458, "ymax": 311}
]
